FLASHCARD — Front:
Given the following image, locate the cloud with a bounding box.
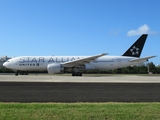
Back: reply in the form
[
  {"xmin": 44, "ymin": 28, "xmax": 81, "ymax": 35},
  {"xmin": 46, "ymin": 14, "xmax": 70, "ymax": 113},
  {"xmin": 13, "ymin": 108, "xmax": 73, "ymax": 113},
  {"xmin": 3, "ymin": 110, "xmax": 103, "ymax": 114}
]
[
  {"xmin": 127, "ymin": 24, "xmax": 158, "ymax": 36},
  {"xmin": 109, "ymin": 29, "xmax": 120, "ymax": 35}
]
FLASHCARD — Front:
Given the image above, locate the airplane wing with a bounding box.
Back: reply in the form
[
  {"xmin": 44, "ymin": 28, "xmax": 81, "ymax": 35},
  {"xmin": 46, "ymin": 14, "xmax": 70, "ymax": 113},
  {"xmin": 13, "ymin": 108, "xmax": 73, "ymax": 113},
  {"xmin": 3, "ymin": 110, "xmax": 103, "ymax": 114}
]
[
  {"xmin": 130, "ymin": 56, "xmax": 156, "ymax": 62},
  {"xmin": 61, "ymin": 53, "xmax": 108, "ymax": 67}
]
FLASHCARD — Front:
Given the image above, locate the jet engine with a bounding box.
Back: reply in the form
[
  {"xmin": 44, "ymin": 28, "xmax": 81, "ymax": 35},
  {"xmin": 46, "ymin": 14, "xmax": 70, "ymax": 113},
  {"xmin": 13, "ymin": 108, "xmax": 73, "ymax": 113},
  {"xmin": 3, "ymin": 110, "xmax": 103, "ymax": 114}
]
[{"xmin": 47, "ymin": 63, "xmax": 64, "ymax": 74}]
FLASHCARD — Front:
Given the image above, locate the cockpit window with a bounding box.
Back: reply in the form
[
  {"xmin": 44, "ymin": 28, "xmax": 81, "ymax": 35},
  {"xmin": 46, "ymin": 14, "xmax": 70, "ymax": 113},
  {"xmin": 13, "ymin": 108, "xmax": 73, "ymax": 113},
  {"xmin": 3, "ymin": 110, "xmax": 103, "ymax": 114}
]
[{"xmin": 6, "ymin": 60, "xmax": 9, "ymax": 62}]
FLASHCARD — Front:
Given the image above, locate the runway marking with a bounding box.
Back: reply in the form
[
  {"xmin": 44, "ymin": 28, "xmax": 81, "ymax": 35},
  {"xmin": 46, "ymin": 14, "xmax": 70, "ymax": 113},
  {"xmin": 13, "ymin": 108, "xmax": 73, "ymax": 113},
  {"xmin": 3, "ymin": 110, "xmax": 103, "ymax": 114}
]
[{"xmin": 0, "ymin": 74, "xmax": 160, "ymax": 83}]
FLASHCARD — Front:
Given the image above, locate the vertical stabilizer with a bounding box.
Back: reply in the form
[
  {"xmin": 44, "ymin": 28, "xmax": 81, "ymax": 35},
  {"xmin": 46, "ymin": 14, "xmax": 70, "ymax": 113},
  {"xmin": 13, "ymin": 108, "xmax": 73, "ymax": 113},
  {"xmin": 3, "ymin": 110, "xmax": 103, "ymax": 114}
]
[{"xmin": 122, "ymin": 34, "xmax": 148, "ymax": 57}]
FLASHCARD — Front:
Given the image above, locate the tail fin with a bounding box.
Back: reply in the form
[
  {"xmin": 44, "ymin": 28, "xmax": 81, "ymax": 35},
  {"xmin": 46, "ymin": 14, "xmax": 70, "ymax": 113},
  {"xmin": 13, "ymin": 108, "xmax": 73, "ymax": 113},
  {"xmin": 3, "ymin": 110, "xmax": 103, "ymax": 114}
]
[{"xmin": 122, "ymin": 34, "xmax": 148, "ymax": 57}]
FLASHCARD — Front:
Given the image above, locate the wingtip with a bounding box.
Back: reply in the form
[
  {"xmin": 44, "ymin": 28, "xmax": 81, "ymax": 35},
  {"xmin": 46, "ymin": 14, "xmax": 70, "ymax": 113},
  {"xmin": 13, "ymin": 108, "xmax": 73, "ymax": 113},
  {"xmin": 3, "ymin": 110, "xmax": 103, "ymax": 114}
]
[
  {"xmin": 102, "ymin": 53, "xmax": 108, "ymax": 55},
  {"xmin": 152, "ymin": 56, "xmax": 157, "ymax": 58}
]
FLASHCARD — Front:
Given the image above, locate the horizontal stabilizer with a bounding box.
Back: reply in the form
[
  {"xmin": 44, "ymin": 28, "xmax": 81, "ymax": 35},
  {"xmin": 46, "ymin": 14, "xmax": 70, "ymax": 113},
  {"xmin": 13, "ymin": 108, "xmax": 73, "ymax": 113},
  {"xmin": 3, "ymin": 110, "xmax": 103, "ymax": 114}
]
[{"xmin": 130, "ymin": 56, "xmax": 156, "ymax": 62}]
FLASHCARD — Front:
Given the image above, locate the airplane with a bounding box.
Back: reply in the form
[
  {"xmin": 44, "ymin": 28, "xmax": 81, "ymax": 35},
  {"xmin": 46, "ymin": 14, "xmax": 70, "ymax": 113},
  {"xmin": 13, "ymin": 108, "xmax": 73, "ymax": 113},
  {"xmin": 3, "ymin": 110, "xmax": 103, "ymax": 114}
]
[{"xmin": 3, "ymin": 34, "xmax": 156, "ymax": 76}]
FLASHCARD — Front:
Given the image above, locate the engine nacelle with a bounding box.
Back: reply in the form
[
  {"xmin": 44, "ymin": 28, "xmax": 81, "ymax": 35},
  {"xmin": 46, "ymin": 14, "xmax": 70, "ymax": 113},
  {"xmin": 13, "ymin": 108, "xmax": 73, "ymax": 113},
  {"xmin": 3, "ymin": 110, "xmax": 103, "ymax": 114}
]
[{"xmin": 47, "ymin": 63, "xmax": 64, "ymax": 74}]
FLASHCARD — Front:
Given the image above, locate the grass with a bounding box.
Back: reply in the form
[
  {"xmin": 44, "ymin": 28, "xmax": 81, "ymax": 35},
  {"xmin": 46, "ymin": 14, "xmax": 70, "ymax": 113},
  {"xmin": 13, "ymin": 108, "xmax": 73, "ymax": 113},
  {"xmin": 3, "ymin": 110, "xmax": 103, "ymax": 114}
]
[{"xmin": 0, "ymin": 103, "xmax": 160, "ymax": 120}]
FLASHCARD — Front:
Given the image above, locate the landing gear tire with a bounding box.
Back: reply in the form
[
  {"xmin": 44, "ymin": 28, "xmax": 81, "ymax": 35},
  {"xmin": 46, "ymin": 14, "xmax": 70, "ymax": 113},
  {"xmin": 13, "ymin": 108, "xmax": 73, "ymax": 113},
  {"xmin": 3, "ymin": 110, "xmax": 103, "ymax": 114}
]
[
  {"xmin": 79, "ymin": 73, "xmax": 82, "ymax": 76},
  {"xmin": 15, "ymin": 73, "xmax": 18, "ymax": 76},
  {"xmin": 72, "ymin": 72, "xmax": 76, "ymax": 76},
  {"xmin": 25, "ymin": 73, "xmax": 28, "ymax": 75},
  {"xmin": 76, "ymin": 72, "xmax": 82, "ymax": 76}
]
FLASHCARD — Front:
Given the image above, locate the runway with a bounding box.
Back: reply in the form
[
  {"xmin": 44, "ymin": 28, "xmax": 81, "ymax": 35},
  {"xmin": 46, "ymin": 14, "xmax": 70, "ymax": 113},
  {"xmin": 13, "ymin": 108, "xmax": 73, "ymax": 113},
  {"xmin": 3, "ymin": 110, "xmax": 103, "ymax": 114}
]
[
  {"xmin": 0, "ymin": 74, "xmax": 160, "ymax": 83},
  {"xmin": 0, "ymin": 74, "xmax": 160, "ymax": 102}
]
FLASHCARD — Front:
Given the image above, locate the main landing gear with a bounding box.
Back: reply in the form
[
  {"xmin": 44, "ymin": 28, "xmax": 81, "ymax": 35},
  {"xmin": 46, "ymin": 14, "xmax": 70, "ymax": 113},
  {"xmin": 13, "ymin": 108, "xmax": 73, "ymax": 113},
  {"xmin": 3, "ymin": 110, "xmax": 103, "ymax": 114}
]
[
  {"xmin": 72, "ymin": 67, "xmax": 82, "ymax": 76},
  {"xmin": 72, "ymin": 72, "xmax": 82, "ymax": 76}
]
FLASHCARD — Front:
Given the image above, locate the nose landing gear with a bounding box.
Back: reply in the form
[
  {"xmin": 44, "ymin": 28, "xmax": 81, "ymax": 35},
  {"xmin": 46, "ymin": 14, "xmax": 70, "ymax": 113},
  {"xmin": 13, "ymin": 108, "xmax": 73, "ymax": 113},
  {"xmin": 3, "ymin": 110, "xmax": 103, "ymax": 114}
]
[{"xmin": 15, "ymin": 72, "xmax": 28, "ymax": 76}]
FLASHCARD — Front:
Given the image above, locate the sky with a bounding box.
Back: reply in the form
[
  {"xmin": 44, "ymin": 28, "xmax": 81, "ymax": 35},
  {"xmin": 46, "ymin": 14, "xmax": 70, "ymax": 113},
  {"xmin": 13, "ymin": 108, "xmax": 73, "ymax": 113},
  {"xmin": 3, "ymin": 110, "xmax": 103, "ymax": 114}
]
[{"xmin": 0, "ymin": 0, "xmax": 160, "ymax": 64}]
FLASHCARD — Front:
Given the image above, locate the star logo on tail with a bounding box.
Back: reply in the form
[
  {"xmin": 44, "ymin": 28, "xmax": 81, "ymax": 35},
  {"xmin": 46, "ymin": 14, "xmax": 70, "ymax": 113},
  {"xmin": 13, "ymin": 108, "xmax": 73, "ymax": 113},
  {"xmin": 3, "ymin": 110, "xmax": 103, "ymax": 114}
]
[{"xmin": 130, "ymin": 46, "xmax": 140, "ymax": 55}]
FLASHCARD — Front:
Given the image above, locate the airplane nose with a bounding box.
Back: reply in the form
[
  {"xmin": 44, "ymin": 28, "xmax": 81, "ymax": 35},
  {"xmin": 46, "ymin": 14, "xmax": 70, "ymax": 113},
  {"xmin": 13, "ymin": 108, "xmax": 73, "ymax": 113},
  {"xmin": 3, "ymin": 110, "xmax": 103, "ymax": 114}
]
[{"xmin": 3, "ymin": 62, "xmax": 9, "ymax": 68}]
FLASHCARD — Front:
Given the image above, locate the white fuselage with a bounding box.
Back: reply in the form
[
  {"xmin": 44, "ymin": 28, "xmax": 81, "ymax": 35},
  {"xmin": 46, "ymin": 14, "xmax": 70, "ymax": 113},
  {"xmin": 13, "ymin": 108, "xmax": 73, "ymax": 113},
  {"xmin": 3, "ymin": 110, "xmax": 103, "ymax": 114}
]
[{"xmin": 3, "ymin": 55, "xmax": 145, "ymax": 72}]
